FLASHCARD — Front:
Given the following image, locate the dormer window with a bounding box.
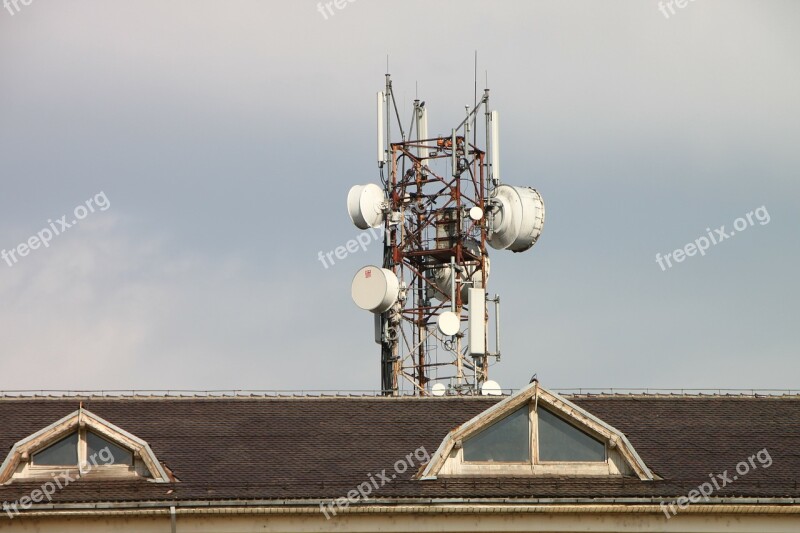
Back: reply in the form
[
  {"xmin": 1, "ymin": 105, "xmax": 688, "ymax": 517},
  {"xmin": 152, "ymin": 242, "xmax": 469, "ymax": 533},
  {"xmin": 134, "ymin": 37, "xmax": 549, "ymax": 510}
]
[
  {"xmin": 30, "ymin": 430, "xmax": 134, "ymax": 469},
  {"xmin": 0, "ymin": 408, "xmax": 171, "ymax": 484},
  {"xmin": 420, "ymin": 382, "xmax": 655, "ymax": 480},
  {"xmin": 537, "ymin": 407, "xmax": 606, "ymax": 462},
  {"xmin": 86, "ymin": 431, "xmax": 134, "ymax": 466},
  {"xmin": 463, "ymin": 406, "xmax": 530, "ymax": 462},
  {"xmin": 31, "ymin": 433, "xmax": 79, "ymax": 466},
  {"xmin": 461, "ymin": 405, "xmax": 608, "ymax": 467}
]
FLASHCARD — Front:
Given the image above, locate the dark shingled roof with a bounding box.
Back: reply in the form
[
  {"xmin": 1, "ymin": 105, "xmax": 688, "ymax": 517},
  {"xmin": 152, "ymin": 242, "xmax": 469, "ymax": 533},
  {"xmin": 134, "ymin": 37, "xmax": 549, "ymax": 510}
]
[{"xmin": 0, "ymin": 395, "xmax": 798, "ymax": 504}]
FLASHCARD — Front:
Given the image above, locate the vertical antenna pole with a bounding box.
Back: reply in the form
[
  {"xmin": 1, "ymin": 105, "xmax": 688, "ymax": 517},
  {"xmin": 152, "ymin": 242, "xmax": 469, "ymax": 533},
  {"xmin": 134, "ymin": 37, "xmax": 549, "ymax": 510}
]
[
  {"xmin": 450, "ymin": 255, "xmax": 457, "ymax": 313},
  {"xmin": 382, "ymin": 73, "xmax": 397, "ymax": 396},
  {"xmin": 385, "ymin": 74, "xmax": 392, "ymax": 170},
  {"xmin": 484, "ymin": 89, "xmax": 491, "ymax": 191},
  {"xmin": 495, "ymin": 294, "xmax": 501, "ymax": 359},
  {"xmin": 451, "ymin": 129, "xmax": 457, "ymax": 179},
  {"xmin": 414, "ymin": 100, "xmax": 421, "ymax": 160}
]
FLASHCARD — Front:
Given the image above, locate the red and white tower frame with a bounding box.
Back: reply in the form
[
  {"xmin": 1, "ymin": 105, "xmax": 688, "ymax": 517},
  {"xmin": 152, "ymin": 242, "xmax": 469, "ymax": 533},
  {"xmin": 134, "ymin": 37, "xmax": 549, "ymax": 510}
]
[{"xmin": 349, "ymin": 74, "xmax": 545, "ymax": 396}]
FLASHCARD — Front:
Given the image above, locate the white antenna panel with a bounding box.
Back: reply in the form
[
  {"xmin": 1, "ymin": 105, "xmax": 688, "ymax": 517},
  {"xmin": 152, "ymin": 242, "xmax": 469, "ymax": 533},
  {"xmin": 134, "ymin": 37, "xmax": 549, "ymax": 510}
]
[
  {"xmin": 377, "ymin": 91, "xmax": 385, "ymax": 164},
  {"xmin": 491, "ymin": 111, "xmax": 500, "ymax": 183},
  {"xmin": 468, "ymin": 288, "xmax": 486, "ymax": 356},
  {"xmin": 419, "ymin": 107, "xmax": 428, "ymax": 158}
]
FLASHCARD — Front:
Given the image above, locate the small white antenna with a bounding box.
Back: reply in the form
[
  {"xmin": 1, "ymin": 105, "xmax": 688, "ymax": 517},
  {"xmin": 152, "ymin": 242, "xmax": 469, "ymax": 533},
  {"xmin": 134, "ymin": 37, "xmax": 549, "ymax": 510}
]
[
  {"xmin": 468, "ymin": 288, "xmax": 486, "ymax": 356},
  {"xmin": 481, "ymin": 380, "xmax": 502, "ymax": 396},
  {"xmin": 376, "ymin": 92, "xmax": 385, "ymax": 164},
  {"xmin": 490, "ymin": 110, "xmax": 500, "ymax": 183}
]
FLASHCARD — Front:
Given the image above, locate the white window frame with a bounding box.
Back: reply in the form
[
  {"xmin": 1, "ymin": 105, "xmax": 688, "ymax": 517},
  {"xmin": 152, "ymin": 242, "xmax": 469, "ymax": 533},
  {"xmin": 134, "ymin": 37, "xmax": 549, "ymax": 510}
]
[
  {"xmin": 460, "ymin": 404, "xmax": 612, "ymax": 475},
  {"xmin": 29, "ymin": 428, "xmax": 134, "ymax": 474},
  {"xmin": 30, "ymin": 427, "xmax": 136, "ymax": 471}
]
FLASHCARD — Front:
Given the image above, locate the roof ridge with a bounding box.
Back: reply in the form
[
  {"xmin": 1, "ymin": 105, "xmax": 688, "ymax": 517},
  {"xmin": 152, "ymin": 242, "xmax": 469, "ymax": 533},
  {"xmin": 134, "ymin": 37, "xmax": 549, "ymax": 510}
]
[{"xmin": 0, "ymin": 388, "xmax": 798, "ymax": 399}]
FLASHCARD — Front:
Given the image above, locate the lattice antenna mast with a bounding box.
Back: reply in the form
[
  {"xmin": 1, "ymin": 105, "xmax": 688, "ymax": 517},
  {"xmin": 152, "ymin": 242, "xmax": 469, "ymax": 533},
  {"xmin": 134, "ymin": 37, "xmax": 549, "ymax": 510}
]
[{"xmin": 348, "ymin": 74, "xmax": 545, "ymax": 396}]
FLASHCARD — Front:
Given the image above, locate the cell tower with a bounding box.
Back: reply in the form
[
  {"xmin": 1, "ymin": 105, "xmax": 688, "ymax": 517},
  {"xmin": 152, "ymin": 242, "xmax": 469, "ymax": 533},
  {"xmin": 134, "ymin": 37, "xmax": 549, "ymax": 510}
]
[{"xmin": 347, "ymin": 73, "xmax": 545, "ymax": 396}]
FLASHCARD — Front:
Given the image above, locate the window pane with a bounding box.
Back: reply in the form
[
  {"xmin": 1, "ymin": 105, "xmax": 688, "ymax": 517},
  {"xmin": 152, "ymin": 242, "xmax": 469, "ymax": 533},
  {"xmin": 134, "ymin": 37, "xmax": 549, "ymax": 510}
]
[
  {"xmin": 463, "ymin": 406, "xmax": 530, "ymax": 462},
  {"xmin": 537, "ymin": 408, "xmax": 605, "ymax": 462},
  {"xmin": 33, "ymin": 433, "xmax": 78, "ymax": 466},
  {"xmin": 86, "ymin": 431, "xmax": 133, "ymax": 466}
]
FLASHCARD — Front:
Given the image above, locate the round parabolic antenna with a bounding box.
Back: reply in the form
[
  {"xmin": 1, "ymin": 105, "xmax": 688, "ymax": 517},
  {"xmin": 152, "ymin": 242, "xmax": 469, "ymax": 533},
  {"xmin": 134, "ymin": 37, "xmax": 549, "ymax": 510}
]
[
  {"xmin": 469, "ymin": 206, "xmax": 484, "ymax": 221},
  {"xmin": 347, "ymin": 184, "xmax": 384, "ymax": 230},
  {"xmin": 507, "ymin": 187, "xmax": 545, "ymax": 252},
  {"xmin": 437, "ymin": 311, "xmax": 460, "ymax": 336},
  {"xmin": 431, "ymin": 383, "xmax": 447, "ymax": 397},
  {"xmin": 487, "ymin": 185, "xmax": 522, "ymax": 250},
  {"xmin": 481, "ymin": 380, "xmax": 502, "ymax": 396},
  {"xmin": 351, "ymin": 266, "xmax": 399, "ymax": 314},
  {"xmin": 487, "ymin": 185, "xmax": 545, "ymax": 252}
]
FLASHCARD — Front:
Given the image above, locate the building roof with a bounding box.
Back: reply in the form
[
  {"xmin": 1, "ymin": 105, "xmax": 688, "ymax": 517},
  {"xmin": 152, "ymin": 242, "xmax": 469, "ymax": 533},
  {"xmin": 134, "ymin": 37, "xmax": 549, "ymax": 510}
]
[{"xmin": 0, "ymin": 394, "xmax": 798, "ymax": 505}]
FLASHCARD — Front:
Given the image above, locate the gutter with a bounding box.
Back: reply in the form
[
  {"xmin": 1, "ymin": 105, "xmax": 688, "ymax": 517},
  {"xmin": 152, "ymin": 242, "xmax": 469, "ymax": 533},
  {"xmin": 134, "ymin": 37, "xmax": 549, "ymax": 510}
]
[
  {"xmin": 7, "ymin": 497, "xmax": 800, "ymax": 518},
  {"xmin": 9, "ymin": 504, "xmax": 800, "ymax": 519}
]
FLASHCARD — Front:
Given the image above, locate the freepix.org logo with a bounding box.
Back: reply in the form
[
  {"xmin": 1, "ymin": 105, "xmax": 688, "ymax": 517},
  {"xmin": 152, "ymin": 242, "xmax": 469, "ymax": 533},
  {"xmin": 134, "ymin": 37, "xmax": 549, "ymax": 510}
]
[
  {"xmin": 2, "ymin": 446, "xmax": 115, "ymax": 519},
  {"xmin": 3, "ymin": 0, "xmax": 33, "ymax": 16},
  {"xmin": 319, "ymin": 446, "xmax": 430, "ymax": 520},
  {"xmin": 655, "ymin": 206, "xmax": 770, "ymax": 271},
  {"xmin": 1, "ymin": 192, "xmax": 111, "ymax": 268},
  {"xmin": 317, "ymin": 225, "xmax": 383, "ymax": 270},
  {"xmin": 660, "ymin": 448, "xmax": 773, "ymax": 519}
]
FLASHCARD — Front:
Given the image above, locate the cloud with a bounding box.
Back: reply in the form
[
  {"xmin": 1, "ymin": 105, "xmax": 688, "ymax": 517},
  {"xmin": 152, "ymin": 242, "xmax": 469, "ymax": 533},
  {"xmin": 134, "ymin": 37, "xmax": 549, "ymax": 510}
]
[{"xmin": 0, "ymin": 214, "xmax": 312, "ymax": 391}]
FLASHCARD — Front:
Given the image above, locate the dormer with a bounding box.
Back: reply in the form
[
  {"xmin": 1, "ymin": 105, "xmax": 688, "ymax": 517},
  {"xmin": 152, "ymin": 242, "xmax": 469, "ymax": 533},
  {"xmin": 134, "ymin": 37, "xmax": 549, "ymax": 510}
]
[
  {"xmin": 0, "ymin": 407, "xmax": 170, "ymax": 484},
  {"xmin": 420, "ymin": 382, "xmax": 654, "ymax": 480}
]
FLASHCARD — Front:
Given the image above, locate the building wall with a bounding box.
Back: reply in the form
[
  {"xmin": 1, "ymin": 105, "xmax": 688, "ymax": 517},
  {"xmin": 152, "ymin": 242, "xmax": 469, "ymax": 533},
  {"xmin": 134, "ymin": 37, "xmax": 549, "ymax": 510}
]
[{"xmin": 2, "ymin": 510, "xmax": 800, "ymax": 533}]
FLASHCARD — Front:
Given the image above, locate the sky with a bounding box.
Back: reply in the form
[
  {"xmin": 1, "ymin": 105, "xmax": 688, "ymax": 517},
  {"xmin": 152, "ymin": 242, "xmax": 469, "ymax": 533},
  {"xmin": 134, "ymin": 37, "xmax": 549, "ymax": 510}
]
[{"xmin": 0, "ymin": 1, "xmax": 798, "ymax": 393}]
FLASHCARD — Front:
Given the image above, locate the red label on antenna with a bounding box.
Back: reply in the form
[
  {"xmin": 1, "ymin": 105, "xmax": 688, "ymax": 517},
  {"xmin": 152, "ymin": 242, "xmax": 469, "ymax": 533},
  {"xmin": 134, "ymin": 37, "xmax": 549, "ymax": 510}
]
[{"xmin": 365, "ymin": 270, "xmax": 372, "ymax": 278}]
